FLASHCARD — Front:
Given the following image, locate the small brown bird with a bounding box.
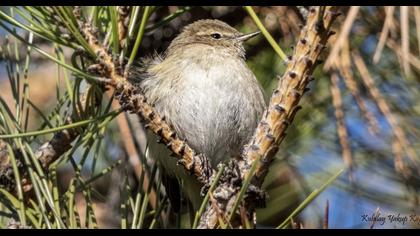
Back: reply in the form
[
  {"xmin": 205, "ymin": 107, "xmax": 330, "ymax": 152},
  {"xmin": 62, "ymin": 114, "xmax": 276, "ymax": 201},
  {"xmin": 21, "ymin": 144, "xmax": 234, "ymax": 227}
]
[{"xmin": 133, "ymin": 19, "xmax": 266, "ymax": 213}]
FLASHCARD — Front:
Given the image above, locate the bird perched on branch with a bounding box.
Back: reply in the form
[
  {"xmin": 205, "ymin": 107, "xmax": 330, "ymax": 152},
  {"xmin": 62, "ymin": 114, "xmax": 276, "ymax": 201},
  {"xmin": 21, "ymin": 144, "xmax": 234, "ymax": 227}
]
[{"xmin": 131, "ymin": 19, "xmax": 266, "ymax": 216}]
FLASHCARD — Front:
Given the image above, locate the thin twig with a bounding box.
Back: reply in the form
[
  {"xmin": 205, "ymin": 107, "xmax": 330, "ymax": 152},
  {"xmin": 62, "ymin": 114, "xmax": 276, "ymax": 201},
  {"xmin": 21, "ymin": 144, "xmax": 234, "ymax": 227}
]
[
  {"xmin": 339, "ymin": 39, "xmax": 379, "ymax": 135},
  {"xmin": 414, "ymin": 7, "xmax": 420, "ymax": 55},
  {"xmin": 373, "ymin": 6, "xmax": 395, "ymax": 64},
  {"xmin": 400, "ymin": 6, "xmax": 411, "ymax": 76},
  {"xmin": 324, "ymin": 6, "xmax": 359, "ymax": 70},
  {"xmin": 330, "ymin": 73, "xmax": 353, "ymax": 181},
  {"xmin": 392, "ymin": 135, "xmax": 411, "ymax": 179}
]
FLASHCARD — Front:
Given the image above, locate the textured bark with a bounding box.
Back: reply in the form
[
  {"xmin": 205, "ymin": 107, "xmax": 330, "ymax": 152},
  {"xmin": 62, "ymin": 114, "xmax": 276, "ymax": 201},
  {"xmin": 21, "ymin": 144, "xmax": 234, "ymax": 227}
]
[{"xmin": 198, "ymin": 6, "xmax": 341, "ymax": 228}]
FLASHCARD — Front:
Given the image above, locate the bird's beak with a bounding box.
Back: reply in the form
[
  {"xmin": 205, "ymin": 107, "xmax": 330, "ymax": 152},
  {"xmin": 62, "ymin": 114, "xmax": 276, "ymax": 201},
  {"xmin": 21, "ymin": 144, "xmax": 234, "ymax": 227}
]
[{"xmin": 236, "ymin": 31, "xmax": 261, "ymax": 42}]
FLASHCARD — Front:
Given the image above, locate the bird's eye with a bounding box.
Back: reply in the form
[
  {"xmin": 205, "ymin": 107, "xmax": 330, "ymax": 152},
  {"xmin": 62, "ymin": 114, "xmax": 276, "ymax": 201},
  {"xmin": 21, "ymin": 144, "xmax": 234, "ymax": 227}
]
[{"xmin": 211, "ymin": 33, "xmax": 221, "ymax": 39}]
